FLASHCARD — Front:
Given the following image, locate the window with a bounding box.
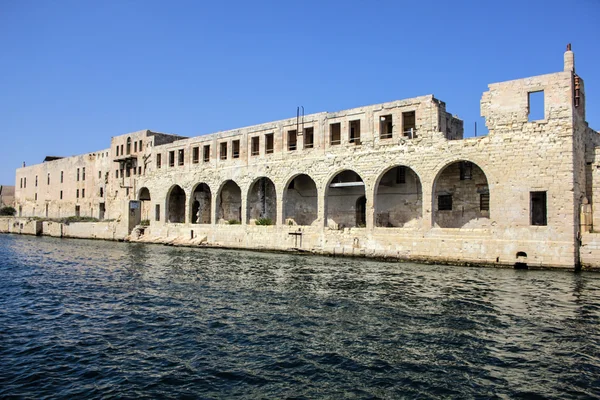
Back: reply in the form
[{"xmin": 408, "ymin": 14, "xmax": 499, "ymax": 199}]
[
  {"xmin": 126, "ymin": 168, "xmax": 131, "ymax": 177},
  {"xmin": 133, "ymin": 167, "xmax": 136, "ymax": 175},
  {"xmin": 47, "ymin": 173, "xmax": 50, "ymax": 185},
  {"xmin": 265, "ymin": 133, "xmax": 274, "ymax": 154},
  {"xmin": 98, "ymin": 171, "xmax": 101, "ymax": 179},
  {"xmin": 134, "ymin": 141, "xmax": 138, "ymax": 152},
  {"xmin": 35, "ymin": 175, "xmax": 38, "ymax": 187},
  {"xmin": 77, "ymin": 168, "xmax": 80, "ymax": 181},
  {"xmin": 330, "ymin": 123, "xmax": 341, "ymax": 145},
  {"xmin": 126, "ymin": 137, "xmax": 131, "ymax": 155},
  {"xmin": 169, "ymin": 151, "xmax": 175, "ymax": 167},
  {"xmin": 192, "ymin": 147, "xmax": 199, "ymax": 163},
  {"xmin": 220, "ymin": 142, "xmax": 228, "ymax": 160},
  {"xmin": 531, "ymin": 191, "xmax": 547, "ymax": 226},
  {"xmin": 116, "ymin": 146, "xmax": 120, "ymax": 157},
  {"xmin": 75, "ymin": 205, "xmax": 80, "ymax": 217},
  {"xmin": 349, "ymin": 120, "xmax": 361, "ymax": 144},
  {"xmin": 76, "ymin": 189, "xmax": 79, "ymax": 198},
  {"xmin": 157, "ymin": 153, "xmax": 162, "ymax": 168},
  {"xmin": 115, "ymin": 170, "xmax": 119, "ymax": 178},
  {"xmin": 60, "ymin": 190, "xmax": 63, "ymax": 200},
  {"xmin": 528, "ymin": 91, "xmax": 545, "ymax": 121},
  {"xmin": 82, "ymin": 189, "xmax": 85, "ymax": 198},
  {"xmin": 232, "ymin": 140, "xmax": 240, "ymax": 158},
  {"xmin": 120, "ymin": 144, "xmax": 124, "ymax": 155},
  {"xmin": 24, "ymin": 177, "xmax": 26, "ymax": 188},
  {"xmin": 155, "ymin": 204, "xmax": 160, "ymax": 221},
  {"xmin": 288, "ymin": 130, "xmax": 297, "ymax": 151},
  {"xmin": 203, "ymin": 145, "xmax": 210, "ymax": 162},
  {"xmin": 82, "ymin": 167, "xmax": 85, "ymax": 181},
  {"xmin": 178, "ymin": 149, "xmax": 184, "ymax": 166},
  {"xmin": 460, "ymin": 161, "xmax": 472, "ymax": 180},
  {"xmin": 251, "ymin": 137, "xmax": 260, "ymax": 156},
  {"xmin": 438, "ymin": 194, "xmax": 452, "ymax": 211},
  {"xmin": 100, "ymin": 188, "xmax": 103, "ymax": 198},
  {"xmin": 138, "ymin": 166, "xmax": 141, "ymax": 175},
  {"xmin": 380, "ymin": 115, "xmax": 393, "ymax": 139},
  {"xmin": 139, "ymin": 140, "xmax": 143, "ymax": 151},
  {"xmin": 402, "ymin": 111, "xmax": 416, "ymax": 137},
  {"xmin": 480, "ymin": 192, "xmax": 490, "ymax": 211},
  {"xmin": 20, "ymin": 178, "xmax": 22, "ymax": 189},
  {"xmin": 304, "ymin": 127, "xmax": 314, "ymax": 148},
  {"xmin": 396, "ymin": 166, "xmax": 406, "ymax": 184},
  {"xmin": 61, "ymin": 171, "xmax": 64, "ymax": 183},
  {"xmin": 120, "ymin": 169, "xmax": 124, "ymax": 178},
  {"xmin": 35, "ymin": 193, "xmax": 37, "ymax": 201}
]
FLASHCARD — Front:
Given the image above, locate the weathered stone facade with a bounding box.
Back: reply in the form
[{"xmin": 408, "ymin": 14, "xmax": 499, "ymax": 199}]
[{"xmin": 9, "ymin": 46, "xmax": 600, "ymax": 269}]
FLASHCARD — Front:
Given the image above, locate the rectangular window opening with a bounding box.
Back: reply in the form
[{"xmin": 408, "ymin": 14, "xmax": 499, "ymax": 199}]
[
  {"xmin": 330, "ymin": 123, "xmax": 341, "ymax": 145},
  {"xmin": 47, "ymin": 173, "xmax": 50, "ymax": 185},
  {"xmin": 251, "ymin": 137, "xmax": 260, "ymax": 156},
  {"xmin": 438, "ymin": 194, "xmax": 452, "ymax": 211},
  {"xmin": 155, "ymin": 204, "xmax": 160, "ymax": 221},
  {"xmin": 192, "ymin": 147, "xmax": 199, "ymax": 163},
  {"xmin": 169, "ymin": 151, "xmax": 175, "ymax": 167},
  {"xmin": 288, "ymin": 130, "xmax": 297, "ymax": 151},
  {"xmin": 60, "ymin": 190, "xmax": 63, "ymax": 200},
  {"xmin": 380, "ymin": 115, "xmax": 393, "ymax": 139},
  {"xmin": 220, "ymin": 142, "xmax": 228, "ymax": 160},
  {"xmin": 156, "ymin": 153, "xmax": 162, "ymax": 168},
  {"xmin": 349, "ymin": 120, "xmax": 361, "ymax": 144},
  {"xmin": 232, "ymin": 140, "xmax": 240, "ymax": 158},
  {"xmin": 82, "ymin": 189, "xmax": 85, "ymax": 198},
  {"xmin": 304, "ymin": 127, "xmax": 314, "ymax": 148},
  {"xmin": 76, "ymin": 189, "xmax": 79, "ymax": 198},
  {"xmin": 528, "ymin": 90, "xmax": 545, "ymax": 121},
  {"xmin": 178, "ymin": 149, "xmax": 184, "ymax": 166},
  {"xmin": 265, "ymin": 133, "xmax": 274, "ymax": 154},
  {"xmin": 402, "ymin": 111, "xmax": 416, "ymax": 138},
  {"xmin": 396, "ymin": 166, "xmax": 406, "ymax": 184},
  {"xmin": 480, "ymin": 192, "xmax": 490, "ymax": 211},
  {"xmin": 531, "ymin": 191, "xmax": 547, "ymax": 226},
  {"xmin": 203, "ymin": 145, "xmax": 210, "ymax": 162},
  {"xmin": 460, "ymin": 161, "xmax": 473, "ymax": 180},
  {"xmin": 82, "ymin": 167, "xmax": 85, "ymax": 181},
  {"xmin": 134, "ymin": 141, "xmax": 138, "ymax": 152}
]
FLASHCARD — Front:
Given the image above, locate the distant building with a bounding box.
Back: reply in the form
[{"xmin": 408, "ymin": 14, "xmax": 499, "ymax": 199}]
[
  {"xmin": 0, "ymin": 185, "xmax": 15, "ymax": 208},
  {"xmin": 9, "ymin": 46, "xmax": 600, "ymax": 269}
]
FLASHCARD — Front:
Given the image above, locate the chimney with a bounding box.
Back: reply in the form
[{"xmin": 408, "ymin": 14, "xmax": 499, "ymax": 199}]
[{"xmin": 564, "ymin": 43, "xmax": 575, "ymax": 72}]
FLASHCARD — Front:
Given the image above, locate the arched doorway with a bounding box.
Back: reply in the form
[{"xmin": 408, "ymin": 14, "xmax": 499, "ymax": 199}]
[
  {"xmin": 432, "ymin": 160, "xmax": 490, "ymax": 228},
  {"xmin": 166, "ymin": 185, "xmax": 186, "ymax": 223},
  {"xmin": 325, "ymin": 170, "xmax": 366, "ymax": 228},
  {"xmin": 246, "ymin": 177, "xmax": 276, "ymax": 225},
  {"xmin": 374, "ymin": 166, "xmax": 422, "ymax": 227},
  {"xmin": 283, "ymin": 174, "xmax": 318, "ymax": 225},
  {"xmin": 190, "ymin": 183, "xmax": 211, "ymax": 224},
  {"xmin": 138, "ymin": 187, "xmax": 151, "ymax": 222},
  {"xmin": 217, "ymin": 180, "xmax": 242, "ymax": 223}
]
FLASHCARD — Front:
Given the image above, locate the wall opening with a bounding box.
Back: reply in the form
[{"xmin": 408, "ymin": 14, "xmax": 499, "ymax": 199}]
[
  {"xmin": 217, "ymin": 180, "xmax": 241, "ymax": 223},
  {"xmin": 220, "ymin": 142, "xmax": 228, "ymax": 160},
  {"xmin": 265, "ymin": 133, "xmax": 274, "ymax": 154},
  {"xmin": 402, "ymin": 111, "xmax": 416, "ymax": 138},
  {"xmin": 355, "ymin": 196, "xmax": 366, "ymax": 227},
  {"xmin": 155, "ymin": 204, "xmax": 160, "ymax": 221},
  {"xmin": 530, "ymin": 191, "xmax": 547, "ymax": 226},
  {"xmin": 203, "ymin": 145, "xmax": 210, "ymax": 162},
  {"xmin": 304, "ymin": 127, "xmax": 314, "ymax": 149},
  {"xmin": 166, "ymin": 185, "xmax": 186, "ymax": 223},
  {"xmin": 433, "ymin": 161, "xmax": 490, "ymax": 228},
  {"xmin": 247, "ymin": 177, "xmax": 276, "ymax": 225},
  {"xmin": 287, "ymin": 130, "xmax": 297, "ymax": 151},
  {"xmin": 528, "ymin": 90, "xmax": 545, "ymax": 121},
  {"xmin": 190, "ymin": 183, "xmax": 211, "ymax": 224},
  {"xmin": 126, "ymin": 137, "xmax": 131, "ymax": 155},
  {"xmin": 330, "ymin": 123, "xmax": 341, "ymax": 145},
  {"xmin": 375, "ymin": 166, "xmax": 422, "ymax": 228},
  {"xmin": 138, "ymin": 187, "xmax": 151, "ymax": 222},
  {"xmin": 192, "ymin": 147, "xmax": 199, "ymax": 163},
  {"xmin": 169, "ymin": 151, "xmax": 175, "ymax": 167},
  {"xmin": 251, "ymin": 137, "xmax": 260, "ymax": 156},
  {"xmin": 325, "ymin": 170, "xmax": 366, "ymax": 229},
  {"xmin": 99, "ymin": 203, "xmax": 105, "ymax": 220},
  {"xmin": 75, "ymin": 205, "xmax": 80, "ymax": 217},
  {"xmin": 380, "ymin": 115, "xmax": 393, "ymax": 139},
  {"xmin": 232, "ymin": 140, "xmax": 240, "ymax": 158},
  {"xmin": 178, "ymin": 149, "xmax": 184, "ymax": 166},
  {"xmin": 284, "ymin": 174, "xmax": 318, "ymax": 226}
]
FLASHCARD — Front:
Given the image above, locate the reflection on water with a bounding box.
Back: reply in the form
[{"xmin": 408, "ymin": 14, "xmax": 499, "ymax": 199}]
[{"xmin": 0, "ymin": 234, "xmax": 599, "ymax": 398}]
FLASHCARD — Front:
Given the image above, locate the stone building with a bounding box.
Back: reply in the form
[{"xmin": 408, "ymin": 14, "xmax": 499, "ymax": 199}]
[
  {"xmin": 10, "ymin": 46, "xmax": 600, "ymax": 269},
  {"xmin": 0, "ymin": 185, "xmax": 14, "ymax": 208}
]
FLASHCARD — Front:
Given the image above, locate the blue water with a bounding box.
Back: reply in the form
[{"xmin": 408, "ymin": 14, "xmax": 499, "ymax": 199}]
[{"xmin": 0, "ymin": 234, "xmax": 599, "ymax": 399}]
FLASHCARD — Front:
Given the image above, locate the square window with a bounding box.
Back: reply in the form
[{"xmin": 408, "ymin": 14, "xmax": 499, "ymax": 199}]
[{"xmin": 438, "ymin": 194, "xmax": 452, "ymax": 211}]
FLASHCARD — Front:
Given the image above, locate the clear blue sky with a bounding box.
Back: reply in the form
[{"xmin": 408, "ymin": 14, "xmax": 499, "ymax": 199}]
[{"xmin": 1, "ymin": 0, "xmax": 598, "ymax": 185}]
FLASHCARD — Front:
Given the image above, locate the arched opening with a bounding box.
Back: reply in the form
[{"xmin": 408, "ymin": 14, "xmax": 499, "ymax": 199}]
[
  {"xmin": 375, "ymin": 166, "xmax": 422, "ymax": 227},
  {"xmin": 126, "ymin": 137, "xmax": 131, "ymax": 155},
  {"xmin": 325, "ymin": 170, "xmax": 366, "ymax": 229},
  {"xmin": 217, "ymin": 180, "xmax": 242, "ymax": 224},
  {"xmin": 433, "ymin": 160, "xmax": 490, "ymax": 228},
  {"xmin": 166, "ymin": 185, "xmax": 185, "ymax": 223},
  {"xmin": 284, "ymin": 174, "xmax": 318, "ymax": 226},
  {"xmin": 247, "ymin": 177, "xmax": 276, "ymax": 225},
  {"xmin": 190, "ymin": 183, "xmax": 211, "ymax": 224},
  {"xmin": 138, "ymin": 187, "xmax": 151, "ymax": 222}
]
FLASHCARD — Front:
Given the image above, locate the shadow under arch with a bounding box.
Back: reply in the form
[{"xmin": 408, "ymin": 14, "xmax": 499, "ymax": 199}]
[
  {"xmin": 432, "ymin": 159, "xmax": 490, "ymax": 228},
  {"xmin": 190, "ymin": 182, "xmax": 212, "ymax": 224},
  {"xmin": 374, "ymin": 165, "xmax": 422, "ymax": 228},
  {"xmin": 216, "ymin": 180, "xmax": 242, "ymax": 223},
  {"xmin": 166, "ymin": 184, "xmax": 186, "ymax": 223},
  {"xmin": 246, "ymin": 177, "xmax": 276, "ymax": 225},
  {"xmin": 324, "ymin": 169, "xmax": 366, "ymax": 228},
  {"xmin": 283, "ymin": 173, "xmax": 319, "ymax": 226}
]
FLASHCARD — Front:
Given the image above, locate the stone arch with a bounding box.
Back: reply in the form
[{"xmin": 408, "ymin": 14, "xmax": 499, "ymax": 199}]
[
  {"xmin": 190, "ymin": 183, "xmax": 212, "ymax": 224},
  {"xmin": 325, "ymin": 169, "xmax": 366, "ymax": 228},
  {"xmin": 166, "ymin": 184, "xmax": 186, "ymax": 223},
  {"xmin": 138, "ymin": 187, "xmax": 151, "ymax": 222},
  {"xmin": 374, "ymin": 165, "xmax": 422, "ymax": 228},
  {"xmin": 283, "ymin": 173, "xmax": 318, "ymax": 226},
  {"xmin": 246, "ymin": 177, "xmax": 276, "ymax": 225},
  {"xmin": 432, "ymin": 160, "xmax": 490, "ymax": 228},
  {"xmin": 216, "ymin": 180, "xmax": 242, "ymax": 223}
]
